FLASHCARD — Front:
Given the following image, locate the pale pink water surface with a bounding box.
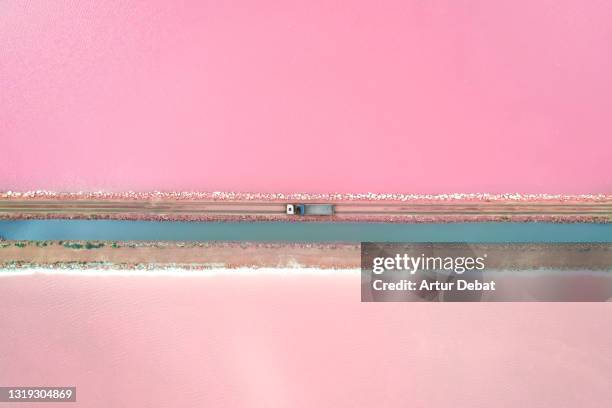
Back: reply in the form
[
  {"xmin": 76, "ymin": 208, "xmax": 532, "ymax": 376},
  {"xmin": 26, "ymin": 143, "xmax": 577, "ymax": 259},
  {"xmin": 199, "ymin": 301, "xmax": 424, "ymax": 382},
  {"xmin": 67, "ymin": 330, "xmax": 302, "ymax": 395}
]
[
  {"xmin": 2, "ymin": 1, "xmax": 612, "ymax": 407},
  {"xmin": 1, "ymin": 273, "xmax": 611, "ymax": 408},
  {"xmin": 1, "ymin": 1, "xmax": 611, "ymax": 193}
]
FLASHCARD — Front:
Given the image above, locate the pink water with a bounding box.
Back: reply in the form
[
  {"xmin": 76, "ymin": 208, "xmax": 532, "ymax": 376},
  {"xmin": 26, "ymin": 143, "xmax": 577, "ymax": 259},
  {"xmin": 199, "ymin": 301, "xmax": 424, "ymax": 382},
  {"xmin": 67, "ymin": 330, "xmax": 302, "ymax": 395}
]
[
  {"xmin": 1, "ymin": 273, "xmax": 611, "ymax": 407},
  {"xmin": 2, "ymin": 2, "xmax": 612, "ymax": 406},
  {"xmin": 1, "ymin": 1, "xmax": 611, "ymax": 193}
]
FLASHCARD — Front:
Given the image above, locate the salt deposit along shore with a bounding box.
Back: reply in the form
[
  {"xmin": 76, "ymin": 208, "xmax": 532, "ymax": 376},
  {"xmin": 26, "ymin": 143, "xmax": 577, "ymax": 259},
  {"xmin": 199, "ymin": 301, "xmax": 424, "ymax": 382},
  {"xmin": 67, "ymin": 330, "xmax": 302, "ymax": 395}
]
[
  {"xmin": 1, "ymin": 242, "xmax": 610, "ymax": 271},
  {"xmin": 0, "ymin": 192, "xmax": 610, "ymax": 223}
]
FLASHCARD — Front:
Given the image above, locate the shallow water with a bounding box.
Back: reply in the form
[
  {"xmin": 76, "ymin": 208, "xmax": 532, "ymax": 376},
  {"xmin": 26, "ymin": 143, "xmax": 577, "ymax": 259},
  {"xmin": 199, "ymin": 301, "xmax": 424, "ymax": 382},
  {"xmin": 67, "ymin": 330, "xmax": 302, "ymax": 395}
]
[
  {"xmin": 1, "ymin": 220, "xmax": 611, "ymax": 242},
  {"xmin": 2, "ymin": 2, "xmax": 611, "ymax": 193},
  {"xmin": 1, "ymin": 273, "xmax": 611, "ymax": 407}
]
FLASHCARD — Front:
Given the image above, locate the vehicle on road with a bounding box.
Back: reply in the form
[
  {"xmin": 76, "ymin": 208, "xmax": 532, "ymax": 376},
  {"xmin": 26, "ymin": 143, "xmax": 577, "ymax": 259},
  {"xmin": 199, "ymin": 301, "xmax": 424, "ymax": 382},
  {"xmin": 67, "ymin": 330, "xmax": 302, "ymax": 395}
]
[{"xmin": 286, "ymin": 204, "xmax": 334, "ymax": 216}]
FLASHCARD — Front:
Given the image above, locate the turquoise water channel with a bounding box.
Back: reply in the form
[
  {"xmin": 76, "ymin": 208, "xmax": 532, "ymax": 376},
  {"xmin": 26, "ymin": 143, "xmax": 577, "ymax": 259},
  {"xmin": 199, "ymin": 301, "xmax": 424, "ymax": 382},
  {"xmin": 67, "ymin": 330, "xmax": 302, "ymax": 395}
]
[{"xmin": 0, "ymin": 220, "xmax": 611, "ymax": 242}]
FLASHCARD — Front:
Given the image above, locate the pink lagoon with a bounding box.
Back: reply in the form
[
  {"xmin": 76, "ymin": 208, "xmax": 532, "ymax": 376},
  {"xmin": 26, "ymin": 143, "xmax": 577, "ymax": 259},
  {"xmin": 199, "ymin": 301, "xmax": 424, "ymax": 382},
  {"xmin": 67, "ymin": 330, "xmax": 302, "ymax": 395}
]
[
  {"xmin": 1, "ymin": 1, "xmax": 612, "ymax": 407},
  {"xmin": 2, "ymin": 272, "xmax": 612, "ymax": 407}
]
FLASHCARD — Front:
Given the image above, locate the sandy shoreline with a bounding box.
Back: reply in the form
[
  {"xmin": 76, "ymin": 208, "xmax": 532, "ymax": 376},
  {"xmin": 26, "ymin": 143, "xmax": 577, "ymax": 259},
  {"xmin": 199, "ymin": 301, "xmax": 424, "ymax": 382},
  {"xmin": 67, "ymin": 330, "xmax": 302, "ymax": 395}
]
[
  {"xmin": 0, "ymin": 241, "xmax": 361, "ymax": 270},
  {"xmin": 1, "ymin": 191, "xmax": 611, "ymax": 222},
  {"xmin": 1, "ymin": 241, "xmax": 611, "ymax": 270}
]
